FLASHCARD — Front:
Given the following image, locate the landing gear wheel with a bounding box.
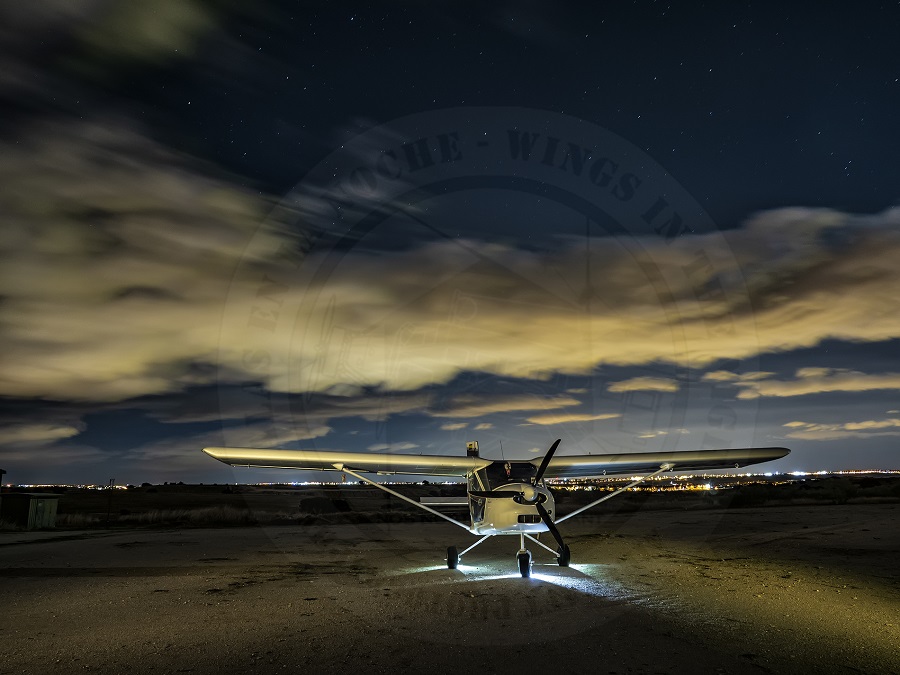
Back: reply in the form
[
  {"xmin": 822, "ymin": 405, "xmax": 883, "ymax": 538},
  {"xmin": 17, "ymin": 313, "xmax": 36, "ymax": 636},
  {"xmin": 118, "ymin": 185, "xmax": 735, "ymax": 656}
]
[
  {"xmin": 557, "ymin": 544, "xmax": 571, "ymax": 567},
  {"xmin": 517, "ymin": 550, "xmax": 532, "ymax": 578},
  {"xmin": 447, "ymin": 546, "xmax": 459, "ymax": 569}
]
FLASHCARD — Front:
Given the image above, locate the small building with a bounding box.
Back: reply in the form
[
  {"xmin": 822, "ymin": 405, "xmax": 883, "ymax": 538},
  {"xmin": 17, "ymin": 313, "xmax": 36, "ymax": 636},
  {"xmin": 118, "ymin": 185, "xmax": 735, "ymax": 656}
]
[{"xmin": 0, "ymin": 493, "xmax": 62, "ymax": 530}]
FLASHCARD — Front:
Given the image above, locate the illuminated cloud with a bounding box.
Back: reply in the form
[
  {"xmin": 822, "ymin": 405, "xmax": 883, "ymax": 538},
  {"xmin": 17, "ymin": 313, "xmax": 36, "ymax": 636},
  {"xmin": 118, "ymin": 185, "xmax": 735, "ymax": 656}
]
[
  {"xmin": 124, "ymin": 424, "xmax": 335, "ymax": 476},
  {"xmin": 0, "ymin": 119, "xmax": 280, "ymax": 402},
  {"xmin": 440, "ymin": 422, "xmax": 468, "ymax": 431},
  {"xmin": 216, "ymin": 423, "xmax": 331, "ymax": 449},
  {"xmin": 607, "ymin": 377, "xmax": 679, "ymax": 393},
  {"xmin": 636, "ymin": 428, "xmax": 688, "ymax": 439},
  {"xmin": 702, "ymin": 371, "xmax": 774, "ymax": 382},
  {"xmin": 3, "ymin": 118, "xmax": 900, "ymax": 420},
  {"xmin": 784, "ymin": 418, "xmax": 900, "ymax": 440},
  {"xmin": 115, "ymin": 422, "xmax": 341, "ymax": 481},
  {"xmin": 705, "ymin": 368, "xmax": 900, "ymax": 399},
  {"xmin": 232, "ymin": 205, "xmax": 900, "ymax": 399},
  {"xmin": 0, "ymin": 3, "xmax": 220, "ymax": 108},
  {"xmin": 525, "ymin": 412, "xmax": 620, "ymax": 425},
  {"xmin": 430, "ymin": 395, "xmax": 581, "ymax": 418},
  {"xmin": 0, "ymin": 422, "xmax": 85, "ymax": 446},
  {"xmin": 474, "ymin": 422, "xmax": 494, "ymax": 430},
  {"xmin": 72, "ymin": 1, "xmax": 217, "ymax": 69},
  {"xmin": 367, "ymin": 442, "xmax": 419, "ymax": 452}
]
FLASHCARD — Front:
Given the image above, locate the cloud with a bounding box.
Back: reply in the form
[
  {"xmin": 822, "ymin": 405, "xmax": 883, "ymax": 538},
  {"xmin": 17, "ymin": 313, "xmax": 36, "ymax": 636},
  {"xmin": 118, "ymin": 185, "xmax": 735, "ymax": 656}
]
[
  {"xmin": 636, "ymin": 428, "xmax": 690, "ymax": 439},
  {"xmin": 0, "ymin": 118, "xmax": 283, "ymax": 402},
  {"xmin": 239, "ymin": 205, "xmax": 900, "ymax": 399},
  {"xmin": 474, "ymin": 422, "xmax": 493, "ymax": 430},
  {"xmin": 704, "ymin": 368, "xmax": 900, "ymax": 399},
  {"xmin": 150, "ymin": 390, "xmax": 433, "ymax": 430},
  {"xmin": 702, "ymin": 371, "xmax": 774, "ymax": 382},
  {"xmin": 525, "ymin": 412, "xmax": 620, "ymax": 425},
  {"xmin": 784, "ymin": 418, "xmax": 900, "ymax": 440},
  {"xmin": 440, "ymin": 422, "xmax": 468, "ymax": 431},
  {"xmin": 607, "ymin": 377, "xmax": 680, "ymax": 393},
  {"xmin": 72, "ymin": 1, "xmax": 217, "ymax": 70},
  {"xmin": 367, "ymin": 442, "xmax": 419, "ymax": 452},
  {"xmin": 124, "ymin": 423, "xmax": 334, "ymax": 478},
  {"xmin": 4, "ymin": 136, "xmax": 900, "ymax": 416},
  {"xmin": 0, "ymin": 2, "xmax": 220, "ymax": 103},
  {"xmin": 430, "ymin": 395, "xmax": 581, "ymax": 418},
  {"xmin": 0, "ymin": 422, "xmax": 85, "ymax": 446},
  {"xmin": 216, "ymin": 423, "xmax": 331, "ymax": 448}
]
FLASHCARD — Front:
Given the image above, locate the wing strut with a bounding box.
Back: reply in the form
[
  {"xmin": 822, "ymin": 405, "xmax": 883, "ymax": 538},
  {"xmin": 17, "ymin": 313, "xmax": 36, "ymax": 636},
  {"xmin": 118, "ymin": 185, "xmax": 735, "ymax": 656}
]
[
  {"xmin": 335, "ymin": 464, "xmax": 471, "ymax": 531},
  {"xmin": 524, "ymin": 533, "xmax": 559, "ymax": 557},
  {"xmin": 459, "ymin": 534, "xmax": 493, "ymax": 558},
  {"xmin": 556, "ymin": 463, "xmax": 674, "ymax": 524}
]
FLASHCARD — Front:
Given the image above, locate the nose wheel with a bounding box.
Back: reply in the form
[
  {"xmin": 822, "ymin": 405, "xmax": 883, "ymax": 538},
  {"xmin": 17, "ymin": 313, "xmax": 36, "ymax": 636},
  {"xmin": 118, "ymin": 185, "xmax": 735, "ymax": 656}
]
[{"xmin": 517, "ymin": 550, "xmax": 532, "ymax": 577}]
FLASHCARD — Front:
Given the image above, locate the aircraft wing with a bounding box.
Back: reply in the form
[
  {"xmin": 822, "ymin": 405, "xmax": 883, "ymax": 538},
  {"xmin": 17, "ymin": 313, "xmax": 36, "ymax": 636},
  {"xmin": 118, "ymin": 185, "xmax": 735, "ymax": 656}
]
[
  {"xmin": 203, "ymin": 447, "xmax": 492, "ymax": 477},
  {"xmin": 538, "ymin": 447, "xmax": 790, "ymax": 479}
]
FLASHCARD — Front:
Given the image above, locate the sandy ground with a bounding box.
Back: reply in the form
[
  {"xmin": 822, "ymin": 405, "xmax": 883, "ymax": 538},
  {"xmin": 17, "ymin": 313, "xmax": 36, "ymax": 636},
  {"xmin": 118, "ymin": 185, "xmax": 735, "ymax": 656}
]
[{"xmin": 0, "ymin": 503, "xmax": 897, "ymax": 675}]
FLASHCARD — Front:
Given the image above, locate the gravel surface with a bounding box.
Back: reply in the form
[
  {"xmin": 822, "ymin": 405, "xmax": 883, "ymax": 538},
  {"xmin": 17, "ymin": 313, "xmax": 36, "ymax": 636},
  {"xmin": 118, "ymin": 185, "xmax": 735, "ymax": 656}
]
[{"xmin": 1, "ymin": 503, "xmax": 897, "ymax": 674}]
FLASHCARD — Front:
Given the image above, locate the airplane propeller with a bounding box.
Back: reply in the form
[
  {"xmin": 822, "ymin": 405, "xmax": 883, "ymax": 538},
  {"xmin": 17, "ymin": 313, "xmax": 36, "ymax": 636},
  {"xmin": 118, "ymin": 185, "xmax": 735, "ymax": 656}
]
[
  {"xmin": 535, "ymin": 501, "xmax": 565, "ymax": 551},
  {"xmin": 533, "ymin": 438, "xmax": 561, "ymax": 485},
  {"xmin": 533, "ymin": 438, "xmax": 568, "ymax": 561}
]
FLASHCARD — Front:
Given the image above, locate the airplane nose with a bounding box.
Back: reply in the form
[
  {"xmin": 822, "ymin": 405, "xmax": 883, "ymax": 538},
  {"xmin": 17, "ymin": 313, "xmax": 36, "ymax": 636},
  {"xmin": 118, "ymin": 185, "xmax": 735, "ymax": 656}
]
[{"xmin": 514, "ymin": 485, "xmax": 547, "ymax": 505}]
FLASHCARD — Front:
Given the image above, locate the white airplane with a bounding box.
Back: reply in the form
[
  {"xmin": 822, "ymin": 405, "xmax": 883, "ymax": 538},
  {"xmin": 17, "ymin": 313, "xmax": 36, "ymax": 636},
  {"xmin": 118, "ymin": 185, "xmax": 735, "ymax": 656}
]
[{"xmin": 203, "ymin": 440, "xmax": 789, "ymax": 577}]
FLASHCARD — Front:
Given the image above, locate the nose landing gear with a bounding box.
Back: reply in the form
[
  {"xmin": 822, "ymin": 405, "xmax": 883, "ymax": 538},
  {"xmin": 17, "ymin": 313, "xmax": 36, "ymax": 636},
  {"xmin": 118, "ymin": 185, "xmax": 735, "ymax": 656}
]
[{"xmin": 516, "ymin": 549, "xmax": 532, "ymax": 577}]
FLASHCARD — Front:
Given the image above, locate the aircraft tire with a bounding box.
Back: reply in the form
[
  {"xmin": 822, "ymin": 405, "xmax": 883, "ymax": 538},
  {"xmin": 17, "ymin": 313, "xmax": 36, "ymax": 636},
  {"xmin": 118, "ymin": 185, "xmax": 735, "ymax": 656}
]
[
  {"xmin": 517, "ymin": 550, "xmax": 532, "ymax": 578},
  {"xmin": 447, "ymin": 546, "xmax": 459, "ymax": 569},
  {"xmin": 557, "ymin": 544, "xmax": 571, "ymax": 567}
]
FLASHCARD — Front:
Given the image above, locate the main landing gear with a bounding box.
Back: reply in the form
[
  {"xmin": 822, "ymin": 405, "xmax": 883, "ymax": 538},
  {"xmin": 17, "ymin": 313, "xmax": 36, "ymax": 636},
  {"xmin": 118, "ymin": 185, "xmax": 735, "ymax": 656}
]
[
  {"xmin": 447, "ymin": 546, "xmax": 459, "ymax": 569},
  {"xmin": 557, "ymin": 543, "xmax": 571, "ymax": 567},
  {"xmin": 446, "ymin": 533, "xmax": 571, "ymax": 577}
]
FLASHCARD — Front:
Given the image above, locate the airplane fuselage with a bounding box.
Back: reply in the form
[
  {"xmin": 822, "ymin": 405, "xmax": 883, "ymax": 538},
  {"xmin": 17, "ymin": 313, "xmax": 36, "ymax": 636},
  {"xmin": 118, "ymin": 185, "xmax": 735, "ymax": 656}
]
[{"xmin": 469, "ymin": 482, "xmax": 556, "ymax": 535}]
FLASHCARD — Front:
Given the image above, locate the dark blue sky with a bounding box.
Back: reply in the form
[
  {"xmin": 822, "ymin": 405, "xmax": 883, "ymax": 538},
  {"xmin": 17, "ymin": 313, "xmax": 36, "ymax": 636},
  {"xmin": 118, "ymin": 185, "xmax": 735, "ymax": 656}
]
[{"xmin": 1, "ymin": 2, "xmax": 899, "ymax": 484}]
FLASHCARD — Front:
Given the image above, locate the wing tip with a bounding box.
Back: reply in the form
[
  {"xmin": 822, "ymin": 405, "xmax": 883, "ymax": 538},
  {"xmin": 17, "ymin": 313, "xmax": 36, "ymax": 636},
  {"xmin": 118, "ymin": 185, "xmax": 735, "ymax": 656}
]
[{"xmin": 202, "ymin": 447, "xmax": 232, "ymax": 464}]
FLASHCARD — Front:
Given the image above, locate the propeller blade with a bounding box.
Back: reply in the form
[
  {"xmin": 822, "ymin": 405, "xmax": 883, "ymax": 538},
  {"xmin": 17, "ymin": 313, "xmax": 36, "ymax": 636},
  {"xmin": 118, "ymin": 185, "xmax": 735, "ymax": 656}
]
[
  {"xmin": 535, "ymin": 501, "xmax": 565, "ymax": 551},
  {"xmin": 468, "ymin": 490, "xmax": 519, "ymax": 499},
  {"xmin": 534, "ymin": 438, "xmax": 561, "ymax": 484}
]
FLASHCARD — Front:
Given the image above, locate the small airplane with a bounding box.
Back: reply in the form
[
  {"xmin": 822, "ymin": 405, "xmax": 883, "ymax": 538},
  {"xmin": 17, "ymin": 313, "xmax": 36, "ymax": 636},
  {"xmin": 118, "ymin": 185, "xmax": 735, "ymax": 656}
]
[{"xmin": 203, "ymin": 440, "xmax": 789, "ymax": 577}]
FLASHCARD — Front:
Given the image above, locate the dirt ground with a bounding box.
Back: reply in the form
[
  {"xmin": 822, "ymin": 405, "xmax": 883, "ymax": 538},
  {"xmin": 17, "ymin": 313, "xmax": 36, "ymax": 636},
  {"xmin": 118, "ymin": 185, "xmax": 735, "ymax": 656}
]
[{"xmin": 0, "ymin": 503, "xmax": 897, "ymax": 674}]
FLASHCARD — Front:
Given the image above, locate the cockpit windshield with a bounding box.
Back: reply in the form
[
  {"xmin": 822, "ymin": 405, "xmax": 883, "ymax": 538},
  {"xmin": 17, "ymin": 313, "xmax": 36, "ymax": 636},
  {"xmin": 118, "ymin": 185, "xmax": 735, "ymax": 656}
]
[{"xmin": 479, "ymin": 461, "xmax": 536, "ymax": 489}]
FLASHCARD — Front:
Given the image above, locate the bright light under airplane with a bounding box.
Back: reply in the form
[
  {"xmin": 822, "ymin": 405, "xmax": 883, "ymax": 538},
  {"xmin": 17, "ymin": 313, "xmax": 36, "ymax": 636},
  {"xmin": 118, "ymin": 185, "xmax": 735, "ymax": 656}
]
[{"xmin": 203, "ymin": 440, "xmax": 789, "ymax": 577}]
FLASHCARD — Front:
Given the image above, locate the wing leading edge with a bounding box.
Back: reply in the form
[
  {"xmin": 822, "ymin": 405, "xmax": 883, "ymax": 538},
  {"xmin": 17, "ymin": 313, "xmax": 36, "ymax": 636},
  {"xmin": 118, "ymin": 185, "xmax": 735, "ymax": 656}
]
[
  {"xmin": 204, "ymin": 445, "xmax": 788, "ymax": 479},
  {"xmin": 202, "ymin": 447, "xmax": 492, "ymax": 477},
  {"xmin": 538, "ymin": 446, "xmax": 790, "ymax": 479}
]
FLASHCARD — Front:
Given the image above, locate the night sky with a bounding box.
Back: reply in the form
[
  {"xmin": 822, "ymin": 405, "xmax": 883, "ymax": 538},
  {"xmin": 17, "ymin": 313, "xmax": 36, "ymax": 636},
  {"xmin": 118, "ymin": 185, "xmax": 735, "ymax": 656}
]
[{"xmin": 2, "ymin": 2, "xmax": 899, "ymax": 485}]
